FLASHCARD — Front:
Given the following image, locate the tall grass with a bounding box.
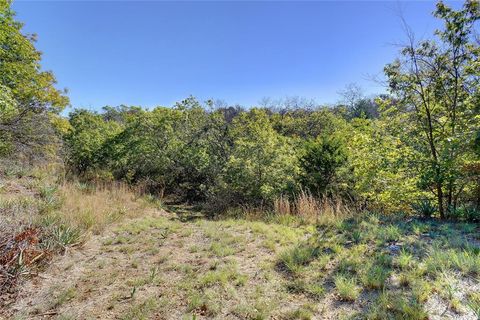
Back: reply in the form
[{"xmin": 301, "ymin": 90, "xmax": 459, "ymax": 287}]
[
  {"xmin": 273, "ymin": 195, "xmax": 291, "ymax": 216},
  {"xmin": 52, "ymin": 181, "xmax": 144, "ymax": 234},
  {"xmin": 274, "ymin": 191, "xmax": 352, "ymax": 225}
]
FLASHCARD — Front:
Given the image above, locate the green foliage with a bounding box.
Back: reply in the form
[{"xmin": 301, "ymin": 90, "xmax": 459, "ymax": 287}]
[
  {"xmin": 412, "ymin": 199, "xmax": 437, "ymax": 218},
  {"xmin": 223, "ymin": 109, "xmax": 300, "ymax": 203},
  {"xmin": 299, "ymin": 134, "xmax": 347, "ymax": 196},
  {"xmin": 348, "ymin": 118, "xmax": 423, "ymax": 212},
  {"xmin": 66, "ymin": 109, "xmax": 122, "ymax": 174},
  {"xmin": 0, "ymin": 2, "xmax": 69, "ymax": 157},
  {"xmin": 383, "ymin": 1, "xmax": 480, "ymax": 218},
  {"xmin": 5, "ymin": 0, "xmax": 474, "ymax": 220}
]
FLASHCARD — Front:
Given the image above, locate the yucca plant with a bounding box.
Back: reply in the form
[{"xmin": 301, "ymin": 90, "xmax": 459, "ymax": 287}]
[{"xmin": 412, "ymin": 199, "xmax": 436, "ymax": 218}]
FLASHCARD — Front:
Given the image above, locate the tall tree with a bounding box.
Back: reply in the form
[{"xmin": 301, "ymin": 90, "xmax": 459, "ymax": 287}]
[
  {"xmin": 0, "ymin": 0, "xmax": 69, "ymax": 157},
  {"xmin": 384, "ymin": 1, "xmax": 479, "ymax": 218}
]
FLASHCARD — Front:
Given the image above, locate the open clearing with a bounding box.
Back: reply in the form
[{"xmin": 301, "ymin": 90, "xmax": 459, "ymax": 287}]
[
  {"xmin": 3, "ymin": 206, "xmax": 480, "ymax": 320},
  {"xmin": 5, "ymin": 209, "xmax": 315, "ymax": 319}
]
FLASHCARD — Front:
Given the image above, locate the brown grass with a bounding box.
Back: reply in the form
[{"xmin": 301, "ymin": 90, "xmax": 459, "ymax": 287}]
[
  {"xmin": 273, "ymin": 195, "xmax": 291, "ymax": 216},
  {"xmin": 274, "ymin": 191, "xmax": 352, "ymax": 225},
  {"xmin": 55, "ymin": 182, "xmax": 146, "ymax": 234},
  {"xmin": 0, "ymin": 176, "xmax": 152, "ymax": 299}
]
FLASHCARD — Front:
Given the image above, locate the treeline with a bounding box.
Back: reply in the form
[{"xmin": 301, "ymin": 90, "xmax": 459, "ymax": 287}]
[
  {"xmin": 65, "ymin": 100, "xmax": 353, "ymax": 211},
  {"xmin": 1, "ymin": 1, "xmax": 480, "ymax": 220},
  {"xmin": 62, "ymin": 91, "xmax": 478, "ymax": 220}
]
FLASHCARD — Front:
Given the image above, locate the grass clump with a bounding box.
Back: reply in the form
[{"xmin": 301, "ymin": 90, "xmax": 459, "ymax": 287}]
[
  {"xmin": 412, "ymin": 199, "xmax": 437, "ymax": 218},
  {"xmin": 282, "ymin": 304, "xmax": 316, "ymax": 320},
  {"xmin": 425, "ymin": 248, "xmax": 480, "ymax": 276},
  {"xmin": 198, "ymin": 263, "xmax": 247, "ymax": 288},
  {"xmin": 366, "ymin": 292, "xmax": 427, "ymax": 320},
  {"xmin": 186, "ymin": 290, "xmax": 221, "ymax": 317},
  {"xmin": 52, "ymin": 286, "xmax": 77, "ymax": 309},
  {"xmin": 120, "ymin": 297, "xmax": 158, "ymax": 320},
  {"xmin": 334, "ymin": 275, "xmax": 360, "ymax": 302},
  {"xmin": 286, "ymin": 279, "xmax": 325, "ymax": 300},
  {"xmin": 360, "ymin": 263, "xmax": 389, "ymax": 290},
  {"xmin": 279, "ymin": 244, "xmax": 319, "ymax": 274},
  {"xmin": 209, "ymin": 242, "xmax": 236, "ymax": 257},
  {"xmin": 467, "ymin": 291, "xmax": 480, "ymax": 318},
  {"xmin": 396, "ymin": 249, "xmax": 413, "ymax": 270},
  {"xmin": 379, "ymin": 225, "xmax": 401, "ymax": 243}
]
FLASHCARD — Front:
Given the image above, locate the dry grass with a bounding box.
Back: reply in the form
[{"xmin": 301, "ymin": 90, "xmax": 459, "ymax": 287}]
[
  {"xmin": 53, "ymin": 181, "xmax": 146, "ymax": 235},
  {"xmin": 6, "ymin": 214, "xmax": 312, "ymax": 319},
  {"xmin": 0, "ymin": 173, "xmax": 151, "ymax": 299},
  {"xmin": 274, "ymin": 191, "xmax": 352, "ymax": 225},
  {"xmin": 273, "ymin": 195, "xmax": 291, "ymax": 216},
  {"xmin": 4, "ymin": 186, "xmax": 480, "ymax": 319}
]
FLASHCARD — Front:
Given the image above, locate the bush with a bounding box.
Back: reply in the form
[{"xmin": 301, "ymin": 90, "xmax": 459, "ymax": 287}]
[
  {"xmin": 412, "ymin": 199, "xmax": 437, "ymax": 218},
  {"xmin": 447, "ymin": 205, "xmax": 480, "ymax": 222},
  {"xmin": 299, "ymin": 134, "xmax": 347, "ymax": 196}
]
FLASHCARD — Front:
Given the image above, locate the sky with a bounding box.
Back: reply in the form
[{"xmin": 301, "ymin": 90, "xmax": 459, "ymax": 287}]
[{"xmin": 12, "ymin": 1, "xmax": 460, "ymax": 110}]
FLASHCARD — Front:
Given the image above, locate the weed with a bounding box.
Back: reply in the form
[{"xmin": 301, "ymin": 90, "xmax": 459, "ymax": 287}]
[
  {"xmin": 286, "ymin": 279, "xmax": 325, "ymax": 300},
  {"xmin": 53, "ymin": 286, "xmax": 77, "ymax": 309},
  {"xmin": 209, "ymin": 242, "xmax": 236, "ymax": 257},
  {"xmin": 334, "ymin": 276, "xmax": 360, "ymax": 302},
  {"xmin": 367, "ymin": 292, "xmax": 427, "ymax": 320},
  {"xmin": 336, "ymin": 245, "xmax": 366, "ymax": 274},
  {"xmin": 352, "ymin": 229, "xmax": 362, "ymax": 243},
  {"xmin": 198, "ymin": 264, "xmax": 247, "ymax": 288},
  {"xmin": 426, "ymin": 248, "xmax": 480, "ymax": 276},
  {"xmin": 379, "ymin": 225, "xmax": 401, "ymax": 242},
  {"xmin": 467, "ymin": 291, "xmax": 480, "ymax": 318},
  {"xmin": 396, "ymin": 249, "xmax": 413, "ymax": 270},
  {"xmin": 282, "ymin": 304, "xmax": 316, "ymax": 320},
  {"xmin": 42, "ymin": 223, "xmax": 82, "ymax": 250},
  {"xmin": 410, "ymin": 279, "xmax": 432, "ymax": 303}
]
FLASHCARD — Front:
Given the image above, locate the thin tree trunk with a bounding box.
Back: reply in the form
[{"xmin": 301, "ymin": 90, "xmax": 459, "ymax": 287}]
[
  {"xmin": 437, "ymin": 183, "xmax": 445, "ymax": 219},
  {"xmin": 447, "ymin": 182, "xmax": 453, "ymax": 214}
]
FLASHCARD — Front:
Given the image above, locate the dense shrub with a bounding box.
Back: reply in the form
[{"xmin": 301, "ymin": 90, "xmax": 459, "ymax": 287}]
[{"xmin": 5, "ymin": 0, "xmax": 476, "ymax": 219}]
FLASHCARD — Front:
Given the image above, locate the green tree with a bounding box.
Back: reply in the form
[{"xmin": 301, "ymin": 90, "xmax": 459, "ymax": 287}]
[
  {"xmin": 383, "ymin": 1, "xmax": 480, "ymax": 218},
  {"xmin": 0, "ymin": 0, "xmax": 69, "ymax": 156},
  {"xmin": 223, "ymin": 109, "xmax": 299, "ymax": 204},
  {"xmin": 66, "ymin": 110, "xmax": 122, "ymax": 175},
  {"xmin": 299, "ymin": 134, "xmax": 347, "ymax": 196},
  {"xmin": 347, "ymin": 117, "xmax": 423, "ymax": 212}
]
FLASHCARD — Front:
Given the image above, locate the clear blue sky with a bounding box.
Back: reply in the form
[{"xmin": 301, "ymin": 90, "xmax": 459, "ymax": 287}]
[{"xmin": 13, "ymin": 1, "xmax": 459, "ymax": 110}]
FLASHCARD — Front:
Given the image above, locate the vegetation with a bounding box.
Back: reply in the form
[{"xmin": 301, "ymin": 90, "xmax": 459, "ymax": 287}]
[
  {"xmin": 58, "ymin": 2, "xmax": 479, "ymax": 220},
  {"xmin": 0, "ymin": 0, "xmax": 69, "ymax": 159},
  {"xmin": 0, "ymin": 0, "xmax": 479, "ymax": 319}
]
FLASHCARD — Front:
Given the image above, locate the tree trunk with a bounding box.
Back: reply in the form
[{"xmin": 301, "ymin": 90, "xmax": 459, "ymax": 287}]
[
  {"xmin": 447, "ymin": 182, "xmax": 453, "ymax": 215},
  {"xmin": 437, "ymin": 183, "xmax": 445, "ymax": 219}
]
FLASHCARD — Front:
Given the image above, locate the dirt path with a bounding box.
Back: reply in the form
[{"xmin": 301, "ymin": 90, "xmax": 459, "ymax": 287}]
[{"xmin": 3, "ymin": 210, "xmax": 314, "ymax": 320}]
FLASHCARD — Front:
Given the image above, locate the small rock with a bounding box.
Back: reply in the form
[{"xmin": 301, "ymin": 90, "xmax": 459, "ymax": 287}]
[{"xmin": 387, "ymin": 244, "xmax": 401, "ymax": 253}]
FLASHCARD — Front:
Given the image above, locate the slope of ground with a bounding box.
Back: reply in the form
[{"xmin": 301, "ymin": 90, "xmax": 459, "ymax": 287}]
[
  {"xmin": 6, "ymin": 210, "xmax": 317, "ymax": 319},
  {"xmin": 3, "ymin": 206, "xmax": 480, "ymax": 320},
  {"xmin": 1, "ymin": 167, "xmax": 479, "ymax": 320}
]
